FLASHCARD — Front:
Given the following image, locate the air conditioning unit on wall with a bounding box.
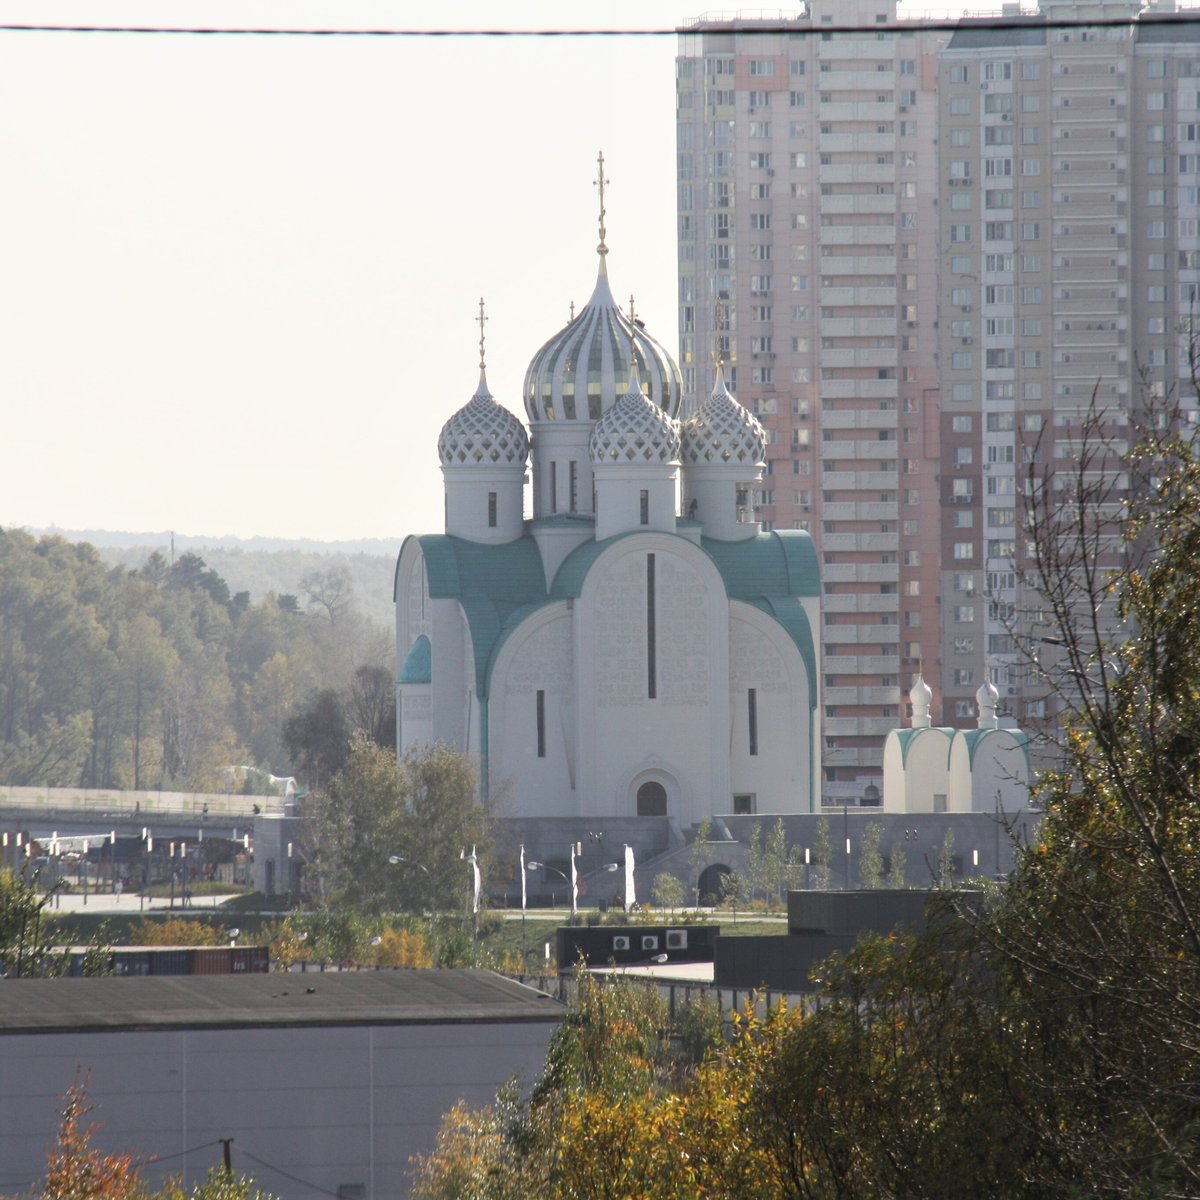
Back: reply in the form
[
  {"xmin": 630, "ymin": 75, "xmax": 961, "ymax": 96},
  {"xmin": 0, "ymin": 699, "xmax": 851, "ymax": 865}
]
[
  {"xmin": 666, "ymin": 930, "xmax": 689, "ymax": 950},
  {"xmin": 641, "ymin": 935, "xmax": 660, "ymax": 951},
  {"xmin": 612, "ymin": 936, "xmax": 631, "ymax": 951}
]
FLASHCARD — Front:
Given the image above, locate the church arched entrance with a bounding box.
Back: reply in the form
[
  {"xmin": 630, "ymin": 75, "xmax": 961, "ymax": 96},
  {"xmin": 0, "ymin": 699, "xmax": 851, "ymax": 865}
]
[
  {"xmin": 697, "ymin": 863, "xmax": 733, "ymax": 906},
  {"xmin": 636, "ymin": 781, "xmax": 668, "ymax": 816}
]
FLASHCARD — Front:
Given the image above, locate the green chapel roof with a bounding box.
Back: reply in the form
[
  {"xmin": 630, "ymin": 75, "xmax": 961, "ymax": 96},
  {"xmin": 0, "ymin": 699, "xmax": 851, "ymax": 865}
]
[
  {"xmin": 958, "ymin": 726, "xmax": 1031, "ymax": 771},
  {"xmin": 398, "ymin": 634, "xmax": 432, "ymax": 684},
  {"xmin": 890, "ymin": 726, "xmax": 956, "ymax": 767}
]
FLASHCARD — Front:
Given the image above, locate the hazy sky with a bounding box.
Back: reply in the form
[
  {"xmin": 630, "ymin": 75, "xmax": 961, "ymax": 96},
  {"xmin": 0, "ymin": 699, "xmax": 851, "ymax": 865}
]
[{"xmin": 1, "ymin": 0, "xmax": 964, "ymax": 543}]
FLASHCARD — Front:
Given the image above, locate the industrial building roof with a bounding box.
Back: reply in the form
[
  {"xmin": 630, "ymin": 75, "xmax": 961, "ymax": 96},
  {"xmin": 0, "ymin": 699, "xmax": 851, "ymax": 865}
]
[{"xmin": 0, "ymin": 969, "xmax": 563, "ymax": 1035}]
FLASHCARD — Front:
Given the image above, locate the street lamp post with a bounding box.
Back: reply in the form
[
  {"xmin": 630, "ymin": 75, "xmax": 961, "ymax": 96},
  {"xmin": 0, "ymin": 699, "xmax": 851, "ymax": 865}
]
[
  {"xmin": 388, "ymin": 855, "xmax": 437, "ymax": 967},
  {"xmin": 527, "ymin": 857, "xmax": 619, "ymax": 921}
]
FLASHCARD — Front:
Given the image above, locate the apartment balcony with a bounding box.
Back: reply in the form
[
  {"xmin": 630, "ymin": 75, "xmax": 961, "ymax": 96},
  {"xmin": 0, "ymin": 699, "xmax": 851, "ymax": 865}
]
[
  {"xmin": 859, "ymin": 592, "xmax": 901, "ymax": 613},
  {"xmin": 821, "ymin": 624, "xmax": 863, "ymax": 642},
  {"xmin": 818, "ymin": 316, "xmax": 899, "ymax": 338},
  {"xmin": 824, "ymin": 718, "xmax": 865, "ymax": 737},
  {"xmin": 821, "ymin": 747, "xmax": 884, "ymax": 767},
  {"xmin": 818, "ymin": 379, "xmax": 899, "ymax": 401},
  {"xmin": 825, "ymin": 716, "xmax": 901, "ymax": 738},
  {"xmin": 822, "ymin": 131, "xmax": 899, "ymax": 155},
  {"xmin": 813, "ymin": 70, "xmax": 882, "ymax": 91},
  {"xmin": 860, "ymin": 654, "xmax": 900, "ymax": 672},
  {"xmin": 820, "ymin": 530, "xmax": 899, "ymax": 553},
  {"xmin": 822, "ymin": 563, "xmax": 900, "ymax": 587},
  {"xmin": 818, "ymin": 102, "xmax": 896, "ymax": 122},
  {"xmin": 821, "ymin": 470, "xmax": 900, "ymax": 489},
  {"xmin": 819, "ymin": 193, "xmax": 897, "ymax": 215},
  {"xmin": 819, "ymin": 286, "xmax": 898, "ymax": 307},
  {"xmin": 820, "ymin": 500, "xmax": 899, "ymax": 521},
  {"xmin": 819, "ymin": 658, "xmax": 856, "ymax": 676},
  {"xmin": 818, "ymin": 349, "xmax": 896, "ymax": 371},
  {"xmin": 818, "ymin": 255, "xmax": 899, "ymax": 276},
  {"xmin": 819, "ymin": 407, "xmax": 898, "ymax": 429},
  {"xmin": 818, "ymin": 163, "xmax": 897, "ymax": 186},
  {"xmin": 819, "ymin": 439, "xmax": 900, "ymax": 461},
  {"xmin": 822, "ymin": 593, "xmax": 859, "ymax": 613},
  {"xmin": 819, "ymin": 222, "xmax": 898, "ymax": 247},
  {"xmin": 819, "ymin": 38, "xmax": 897, "ymax": 61}
]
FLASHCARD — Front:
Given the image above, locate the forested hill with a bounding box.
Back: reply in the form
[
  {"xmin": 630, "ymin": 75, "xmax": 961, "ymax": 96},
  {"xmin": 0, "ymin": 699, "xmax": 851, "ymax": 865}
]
[
  {"xmin": 33, "ymin": 528, "xmax": 399, "ymax": 630},
  {"xmin": 0, "ymin": 528, "xmax": 393, "ymax": 792}
]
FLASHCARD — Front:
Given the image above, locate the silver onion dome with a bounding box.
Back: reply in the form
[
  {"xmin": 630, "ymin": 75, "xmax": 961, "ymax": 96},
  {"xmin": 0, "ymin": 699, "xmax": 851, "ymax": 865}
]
[
  {"xmin": 524, "ymin": 261, "xmax": 683, "ymax": 425},
  {"xmin": 589, "ymin": 363, "xmax": 682, "ymax": 465},
  {"xmin": 438, "ymin": 369, "xmax": 530, "ymax": 467},
  {"xmin": 680, "ymin": 363, "xmax": 766, "ymax": 467}
]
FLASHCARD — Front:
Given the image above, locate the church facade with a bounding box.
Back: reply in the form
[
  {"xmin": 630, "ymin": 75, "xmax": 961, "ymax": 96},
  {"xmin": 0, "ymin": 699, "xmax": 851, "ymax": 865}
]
[{"xmin": 394, "ymin": 217, "xmax": 821, "ymax": 828}]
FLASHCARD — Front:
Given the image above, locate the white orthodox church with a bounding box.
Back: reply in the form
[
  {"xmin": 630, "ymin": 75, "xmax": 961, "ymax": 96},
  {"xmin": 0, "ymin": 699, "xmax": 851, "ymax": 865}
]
[{"xmin": 394, "ymin": 195, "xmax": 822, "ymax": 827}]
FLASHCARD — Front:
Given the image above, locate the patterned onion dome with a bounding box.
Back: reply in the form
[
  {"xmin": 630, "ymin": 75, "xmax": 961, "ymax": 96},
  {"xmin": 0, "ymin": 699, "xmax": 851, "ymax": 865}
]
[
  {"xmin": 438, "ymin": 369, "xmax": 530, "ymax": 467},
  {"xmin": 524, "ymin": 259, "xmax": 683, "ymax": 424},
  {"xmin": 589, "ymin": 363, "xmax": 682, "ymax": 465},
  {"xmin": 680, "ymin": 363, "xmax": 766, "ymax": 467}
]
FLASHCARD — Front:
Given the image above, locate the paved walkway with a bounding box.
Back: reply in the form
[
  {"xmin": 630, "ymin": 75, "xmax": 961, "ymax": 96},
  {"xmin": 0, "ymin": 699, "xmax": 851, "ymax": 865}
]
[{"xmin": 43, "ymin": 891, "xmax": 242, "ymax": 915}]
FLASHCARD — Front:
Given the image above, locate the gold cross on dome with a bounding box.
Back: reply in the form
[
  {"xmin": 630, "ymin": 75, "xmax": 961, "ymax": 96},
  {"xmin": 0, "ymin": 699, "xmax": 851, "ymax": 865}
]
[
  {"xmin": 594, "ymin": 149, "xmax": 609, "ymax": 255},
  {"xmin": 628, "ymin": 294, "xmax": 637, "ymax": 323},
  {"xmin": 476, "ymin": 297, "xmax": 487, "ymax": 370}
]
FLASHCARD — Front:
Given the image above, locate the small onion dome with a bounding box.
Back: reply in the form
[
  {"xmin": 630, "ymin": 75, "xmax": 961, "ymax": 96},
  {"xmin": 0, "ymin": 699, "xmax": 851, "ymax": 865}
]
[
  {"xmin": 438, "ymin": 369, "xmax": 530, "ymax": 467},
  {"xmin": 589, "ymin": 363, "xmax": 682, "ymax": 465},
  {"xmin": 910, "ymin": 674, "xmax": 933, "ymax": 711},
  {"xmin": 976, "ymin": 678, "xmax": 1000, "ymax": 710},
  {"xmin": 524, "ymin": 259, "xmax": 683, "ymax": 424},
  {"xmin": 680, "ymin": 363, "xmax": 766, "ymax": 466}
]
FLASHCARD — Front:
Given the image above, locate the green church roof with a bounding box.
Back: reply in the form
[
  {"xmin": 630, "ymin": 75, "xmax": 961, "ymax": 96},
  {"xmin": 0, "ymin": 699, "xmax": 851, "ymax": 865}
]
[
  {"xmin": 415, "ymin": 534, "xmax": 548, "ymax": 699},
  {"xmin": 412, "ymin": 528, "xmax": 820, "ymax": 705}
]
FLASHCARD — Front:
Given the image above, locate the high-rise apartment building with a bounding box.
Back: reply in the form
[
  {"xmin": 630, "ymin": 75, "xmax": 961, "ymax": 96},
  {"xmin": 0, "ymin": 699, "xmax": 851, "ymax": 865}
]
[
  {"xmin": 677, "ymin": 0, "xmax": 1200, "ymax": 800},
  {"xmin": 676, "ymin": 0, "xmax": 951, "ymax": 799},
  {"xmin": 936, "ymin": 0, "xmax": 1200, "ymax": 725}
]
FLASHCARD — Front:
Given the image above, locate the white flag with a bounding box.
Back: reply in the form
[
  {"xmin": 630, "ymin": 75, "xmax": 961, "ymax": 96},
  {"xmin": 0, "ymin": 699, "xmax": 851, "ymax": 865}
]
[
  {"xmin": 624, "ymin": 844, "xmax": 636, "ymax": 912},
  {"xmin": 462, "ymin": 846, "xmax": 480, "ymax": 914},
  {"xmin": 520, "ymin": 843, "xmax": 527, "ymax": 913}
]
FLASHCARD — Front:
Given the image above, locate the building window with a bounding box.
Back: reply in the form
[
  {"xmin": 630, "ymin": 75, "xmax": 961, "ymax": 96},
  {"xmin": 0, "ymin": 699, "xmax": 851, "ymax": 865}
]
[
  {"xmin": 748, "ymin": 688, "xmax": 758, "ymax": 757},
  {"xmin": 569, "ymin": 460, "xmax": 578, "ymax": 512},
  {"xmin": 536, "ymin": 690, "xmax": 546, "ymax": 758},
  {"xmin": 733, "ymin": 794, "xmax": 755, "ymax": 815},
  {"xmin": 646, "ymin": 553, "xmax": 657, "ymax": 700},
  {"xmin": 488, "ymin": 491, "xmax": 497, "ymax": 528},
  {"xmin": 639, "ymin": 489, "xmax": 649, "ymax": 526}
]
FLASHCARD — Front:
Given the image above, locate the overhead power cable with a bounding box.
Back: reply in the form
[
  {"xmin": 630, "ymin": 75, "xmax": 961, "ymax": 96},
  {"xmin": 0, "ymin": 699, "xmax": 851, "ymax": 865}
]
[
  {"xmin": 1, "ymin": 14, "xmax": 1199, "ymax": 37},
  {"xmin": 233, "ymin": 1143, "xmax": 345, "ymax": 1199}
]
